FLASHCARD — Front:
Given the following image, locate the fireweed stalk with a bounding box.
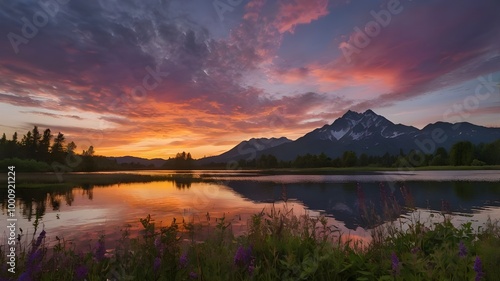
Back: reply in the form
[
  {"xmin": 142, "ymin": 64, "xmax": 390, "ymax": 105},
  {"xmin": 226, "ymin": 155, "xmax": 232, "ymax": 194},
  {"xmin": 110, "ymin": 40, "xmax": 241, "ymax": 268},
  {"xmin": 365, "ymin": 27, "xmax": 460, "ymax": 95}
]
[
  {"xmin": 17, "ymin": 230, "xmax": 46, "ymax": 281},
  {"xmin": 1, "ymin": 208, "xmax": 499, "ymax": 280},
  {"xmin": 474, "ymin": 256, "xmax": 484, "ymax": 281}
]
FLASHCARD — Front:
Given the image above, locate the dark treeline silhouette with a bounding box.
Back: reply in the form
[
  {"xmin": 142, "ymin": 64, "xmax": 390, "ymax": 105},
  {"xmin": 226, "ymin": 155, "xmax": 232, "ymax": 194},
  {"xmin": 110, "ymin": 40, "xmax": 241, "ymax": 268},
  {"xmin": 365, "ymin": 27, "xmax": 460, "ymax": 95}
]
[
  {"xmin": 234, "ymin": 140, "xmax": 500, "ymax": 169},
  {"xmin": 162, "ymin": 151, "xmax": 193, "ymax": 170},
  {"xmin": 0, "ymin": 126, "xmax": 84, "ymax": 171},
  {"xmin": 4, "ymin": 126, "xmax": 498, "ymax": 171},
  {"xmin": 0, "ymin": 126, "xmax": 155, "ymax": 171}
]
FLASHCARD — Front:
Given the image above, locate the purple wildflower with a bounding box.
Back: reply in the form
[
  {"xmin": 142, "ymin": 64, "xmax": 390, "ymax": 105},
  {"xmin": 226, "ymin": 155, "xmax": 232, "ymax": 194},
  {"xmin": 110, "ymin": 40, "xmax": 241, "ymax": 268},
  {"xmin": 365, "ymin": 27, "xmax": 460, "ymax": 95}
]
[
  {"xmin": 391, "ymin": 252, "xmax": 400, "ymax": 276},
  {"xmin": 94, "ymin": 239, "xmax": 106, "ymax": 261},
  {"xmin": 75, "ymin": 265, "xmax": 88, "ymax": 280},
  {"xmin": 458, "ymin": 241, "xmax": 467, "ymax": 258},
  {"xmin": 154, "ymin": 237, "xmax": 161, "ymax": 248},
  {"xmin": 19, "ymin": 248, "xmax": 44, "ymax": 281},
  {"xmin": 17, "ymin": 272, "xmax": 32, "ymax": 281},
  {"xmin": 248, "ymin": 259, "xmax": 255, "ymax": 275},
  {"xmin": 27, "ymin": 249, "xmax": 42, "ymax": 267},
  {"xmin": 234, "ymin": 245, "xmax": 252, "ymax": 267},
  {"xmin": 179, "ymin": 253, "xmax": 188, "ymax": 268},
  {"xmin": 153, "ymin": 257, "xmax": 161, "ymax": 272},
  {"xmin": 474, "ymin": 256, "xmax": 484, "ymax": 281},
  {"xmin": 189, "ymin": 271, "xmax": 198, "ymax": 279},
  {"xmin": 33, "ymin": 230, "xmax": 46, "ymax": 249}
]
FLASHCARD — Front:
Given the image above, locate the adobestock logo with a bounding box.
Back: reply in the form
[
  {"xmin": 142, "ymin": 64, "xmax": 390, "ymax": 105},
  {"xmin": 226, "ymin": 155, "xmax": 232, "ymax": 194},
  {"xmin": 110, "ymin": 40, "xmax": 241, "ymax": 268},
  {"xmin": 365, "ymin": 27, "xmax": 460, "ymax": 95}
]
[
  {"xmin": 340, "ymin": 0, "xmax": 407, "ymax": 63},
  {"xmin": 7, "ymin": 0, "xmax": 71, "ymax": 54}
]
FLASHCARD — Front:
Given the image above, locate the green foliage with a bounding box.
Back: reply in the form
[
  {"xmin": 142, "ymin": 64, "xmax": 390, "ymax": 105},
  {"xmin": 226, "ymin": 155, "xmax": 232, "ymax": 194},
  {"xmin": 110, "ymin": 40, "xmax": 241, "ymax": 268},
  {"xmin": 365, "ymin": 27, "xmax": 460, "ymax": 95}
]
[
  {"xmin": 3, "ymin": 208, "xmax": 499, "ymax": 281},
  {"xmin": 480, "ymin": 140, "xmax": 500, "ymax": 165},
  {"xmin": 0, "ymin": 126, "xmax": 163, "ymax": 171},
  {"xmin": 471, "ymin": 159, "xmax": 486, "ymax": 166},
  {"xmin": 233, "ymin": 139, "xmax": 500, "ymax": 169},
  {"xmin": 0, "ymin": 158, "xmax": 52, "ymax": 172},
  {"xmin": 342, "ymin": 151, "xmax": 357, "ymax": 167},
  {"xmin": 449, "ymin": 141, "xmax": 474, "ymax": 166},
  {"xmin": 256, "ymin": 154, "xmax": 279, "ymax": 168}
]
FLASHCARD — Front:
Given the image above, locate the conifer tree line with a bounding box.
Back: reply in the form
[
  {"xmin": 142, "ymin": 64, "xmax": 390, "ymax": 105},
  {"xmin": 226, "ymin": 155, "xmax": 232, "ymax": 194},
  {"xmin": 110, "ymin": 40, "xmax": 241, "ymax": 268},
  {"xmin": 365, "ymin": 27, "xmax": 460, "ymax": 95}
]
[
  {"xmin": 234, "ymin": 140, "xmax": 500, "ymax": 169},
  {"xmin": 0, "ymin": 126, "xmax": 95, "ymax": 168},
  {"xmin": 2, "ymin": 126, "xmax": 498, "ymax": 171}
]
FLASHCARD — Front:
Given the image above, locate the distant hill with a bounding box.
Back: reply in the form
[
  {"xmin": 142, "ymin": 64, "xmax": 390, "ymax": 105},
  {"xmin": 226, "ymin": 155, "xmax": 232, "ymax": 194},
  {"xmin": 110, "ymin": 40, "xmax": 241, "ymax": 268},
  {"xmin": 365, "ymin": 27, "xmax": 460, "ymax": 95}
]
[
  {"xmin": 109, "ymin": 156, "xmax": 166, "ymax": 168},
  {"xmin": 198, "ymin": 109, "xmax": 500, "ymax": 163},
  {"xmin": 197, "ymin": 137, "xmax": 292, "ymax": 164}
]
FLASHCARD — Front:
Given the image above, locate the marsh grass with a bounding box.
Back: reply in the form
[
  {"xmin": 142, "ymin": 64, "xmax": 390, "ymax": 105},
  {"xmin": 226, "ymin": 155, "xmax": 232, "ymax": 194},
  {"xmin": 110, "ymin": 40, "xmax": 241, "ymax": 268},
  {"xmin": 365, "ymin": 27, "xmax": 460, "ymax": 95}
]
[{"xmin": 2, "ymin": 198, "xmax": 499, "ymax": 281}]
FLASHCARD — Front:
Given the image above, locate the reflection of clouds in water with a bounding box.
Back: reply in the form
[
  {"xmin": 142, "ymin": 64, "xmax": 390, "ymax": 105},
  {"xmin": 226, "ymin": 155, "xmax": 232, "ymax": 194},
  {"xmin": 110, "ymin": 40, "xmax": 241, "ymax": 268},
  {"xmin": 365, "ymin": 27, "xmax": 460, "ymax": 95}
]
[{"xmin": 387, "ymin": 208, "xmax": 500, "ymax": 236}]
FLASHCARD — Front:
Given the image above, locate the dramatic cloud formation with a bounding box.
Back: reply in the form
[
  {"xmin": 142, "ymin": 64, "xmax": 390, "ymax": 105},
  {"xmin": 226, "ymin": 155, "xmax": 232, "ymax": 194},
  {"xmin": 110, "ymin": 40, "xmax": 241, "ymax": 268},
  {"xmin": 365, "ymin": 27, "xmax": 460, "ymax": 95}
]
[{"xmin": 0, "ymin": 0, "xmax": 499, "ymax": 158}]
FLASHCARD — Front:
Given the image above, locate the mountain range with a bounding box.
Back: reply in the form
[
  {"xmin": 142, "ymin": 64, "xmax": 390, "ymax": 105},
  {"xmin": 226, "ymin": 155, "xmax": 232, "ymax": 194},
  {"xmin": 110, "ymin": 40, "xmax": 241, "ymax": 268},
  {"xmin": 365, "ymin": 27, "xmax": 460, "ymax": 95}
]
[{"xmin": 198, "ymin": 109, "xmax": 500, "ymax": 163}]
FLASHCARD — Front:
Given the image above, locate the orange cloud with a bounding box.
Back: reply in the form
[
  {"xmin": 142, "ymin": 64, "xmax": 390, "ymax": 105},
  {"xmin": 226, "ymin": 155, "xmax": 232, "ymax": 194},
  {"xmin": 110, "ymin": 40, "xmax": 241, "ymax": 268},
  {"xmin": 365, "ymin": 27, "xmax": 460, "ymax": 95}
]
[{"xmin": 274, "ymin": 0, "xmax": 330, "ymax": 34}]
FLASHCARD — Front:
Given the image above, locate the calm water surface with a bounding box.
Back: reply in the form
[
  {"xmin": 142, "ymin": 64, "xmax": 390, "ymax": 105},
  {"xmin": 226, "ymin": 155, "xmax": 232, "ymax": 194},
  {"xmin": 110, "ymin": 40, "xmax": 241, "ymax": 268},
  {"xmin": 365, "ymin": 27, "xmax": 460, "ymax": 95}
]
[{"xmin": 2, "ymin": 170, "xmax": 500, "ymax": 249}]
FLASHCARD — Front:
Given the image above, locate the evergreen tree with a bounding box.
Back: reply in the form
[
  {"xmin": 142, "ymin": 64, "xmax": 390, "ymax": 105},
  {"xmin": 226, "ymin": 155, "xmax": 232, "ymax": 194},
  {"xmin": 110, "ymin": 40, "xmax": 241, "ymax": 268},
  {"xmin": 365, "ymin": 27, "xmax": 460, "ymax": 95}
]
[
  {"xmin": 0, "ymin": 133, "xmax": 6, "ymax": 159},
  {"xmin": 39, "ymin": 129, "xmax": 52, "ymax": 162},
  {"xmin": 51, "ymin": 132, "xmax": 66, "ymax": 162},
  {"xmin": 449, "ymin": 141, "xmax": 474, "ymax": 166},
  {"xmin": 82, "ymin": 146, "xmax": 96, "ymax": 171},
  {"xmin": 32, "ymin": 126, "xmax": 41, "ymax": 154},
  {"xmin": 342, "ymin": 151, "xmax": 357, "ymax": 167},
  {"xmin": 67, "ymin": 141, "xmax": 77, "ymax": 154},
  {"xmin": 21, "ymin": 131, "xmax": 33, "ymax": 158},
  {"xmin": 82, "ymin": 145, "xmax": 95, "ymax": 156},
  {"xmin": 6, "ymin": 132, "xmax": 19, "ymax": 158}
]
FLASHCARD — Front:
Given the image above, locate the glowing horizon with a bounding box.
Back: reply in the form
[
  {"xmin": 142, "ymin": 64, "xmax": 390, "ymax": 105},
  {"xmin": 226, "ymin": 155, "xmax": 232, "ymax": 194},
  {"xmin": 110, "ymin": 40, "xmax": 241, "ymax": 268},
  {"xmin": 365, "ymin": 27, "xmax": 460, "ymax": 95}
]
[{"xmin": 1, "ymin": 0, "xmax": 499, "ymax": 159}]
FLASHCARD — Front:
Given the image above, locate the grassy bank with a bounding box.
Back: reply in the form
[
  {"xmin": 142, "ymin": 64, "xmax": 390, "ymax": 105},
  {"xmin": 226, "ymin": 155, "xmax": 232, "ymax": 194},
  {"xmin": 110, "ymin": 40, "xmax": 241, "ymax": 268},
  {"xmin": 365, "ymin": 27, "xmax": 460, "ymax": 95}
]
[
  {"xmin": 1, "ymin": 205, "xmax": 499, "ymax": 281},
  {"xmin": 2, "ymin": 165, "xmax": 498, "ymax": 188},
  {"xmin": 0, "ymin": 172, "xmax": 204, "ymax": 188},
  {"xmin": 257, "ymin": 165, "xmax": 500, "ymax": 175}
]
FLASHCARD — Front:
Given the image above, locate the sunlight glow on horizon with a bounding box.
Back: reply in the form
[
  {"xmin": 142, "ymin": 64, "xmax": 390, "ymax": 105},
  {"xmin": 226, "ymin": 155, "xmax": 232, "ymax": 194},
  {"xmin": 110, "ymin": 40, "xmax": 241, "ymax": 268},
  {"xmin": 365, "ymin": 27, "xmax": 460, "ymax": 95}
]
[{"xmin": 1, "ymin": 0, "xmax": 499, "ymax": 158}]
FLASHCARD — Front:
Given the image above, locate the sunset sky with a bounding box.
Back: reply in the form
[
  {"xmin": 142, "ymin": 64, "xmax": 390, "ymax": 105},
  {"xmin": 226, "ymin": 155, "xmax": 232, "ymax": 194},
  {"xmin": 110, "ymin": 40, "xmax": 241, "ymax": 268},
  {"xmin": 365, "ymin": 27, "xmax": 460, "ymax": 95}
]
[{"xmin": 1, "ymin": 0, "xmax": 499, "ymax": 159}]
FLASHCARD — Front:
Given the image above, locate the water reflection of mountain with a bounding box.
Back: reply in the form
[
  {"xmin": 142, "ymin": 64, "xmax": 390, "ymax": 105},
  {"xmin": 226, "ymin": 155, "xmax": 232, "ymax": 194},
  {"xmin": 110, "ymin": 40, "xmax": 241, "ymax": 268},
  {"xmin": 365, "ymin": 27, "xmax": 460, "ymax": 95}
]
[{"xmin": 224, "ymin": 181, "xmax": 500, "ymax": 229}]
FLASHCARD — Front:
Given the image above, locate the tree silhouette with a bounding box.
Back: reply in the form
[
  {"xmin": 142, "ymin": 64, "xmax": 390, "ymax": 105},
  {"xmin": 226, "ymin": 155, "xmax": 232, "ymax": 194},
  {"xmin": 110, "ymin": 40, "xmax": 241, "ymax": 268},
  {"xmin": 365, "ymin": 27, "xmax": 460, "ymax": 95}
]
[
  {"xmin": 170, "ymin": 151, "xmax": 193, "ymax": 169},
  {"xmin": 67, "ymin": 141, "xmax": 77, "ymax": 155},
  {"xmin": 51, "ymin": 132, "xmax": 66, "ymax": 162},
  {"xmin": 82, "ymin": 146, "xmax": 96, "ymax": 171},
  {"xmin": 39, "ymin": 129, "xmax": 52, "ymax": 162},
  {"xmin": 82, "ymin": 146, "xmax": 95, "ymax": 156}
]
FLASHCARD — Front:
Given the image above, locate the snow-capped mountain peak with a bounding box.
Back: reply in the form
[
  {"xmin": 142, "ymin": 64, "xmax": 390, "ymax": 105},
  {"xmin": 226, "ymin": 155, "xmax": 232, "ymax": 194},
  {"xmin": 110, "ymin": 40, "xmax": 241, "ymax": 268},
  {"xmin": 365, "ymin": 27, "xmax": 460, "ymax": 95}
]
[
  {"xmin": 309, "ymin": 109, "xmax": 403, "ymax": 141},
  {"xmin": 201, "ymin": 109, "xmax": 500, "ymax": 162}
]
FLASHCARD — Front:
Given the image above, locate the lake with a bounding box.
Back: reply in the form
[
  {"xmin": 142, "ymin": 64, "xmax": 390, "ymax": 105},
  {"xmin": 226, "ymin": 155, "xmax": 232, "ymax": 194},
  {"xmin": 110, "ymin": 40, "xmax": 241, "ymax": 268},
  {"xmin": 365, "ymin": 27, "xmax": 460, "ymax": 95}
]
[{"xmin": 2, "ymin": 170, "xmax": 500, "ymax": 249}]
